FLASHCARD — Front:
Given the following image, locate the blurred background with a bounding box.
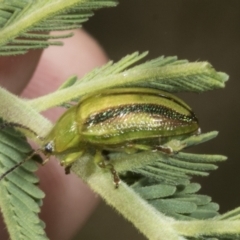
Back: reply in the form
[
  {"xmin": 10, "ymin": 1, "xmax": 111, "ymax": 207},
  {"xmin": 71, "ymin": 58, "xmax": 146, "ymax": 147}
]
[{"xmin": 75, "ymin": 1, "xmax": 240, "ymax": 239}]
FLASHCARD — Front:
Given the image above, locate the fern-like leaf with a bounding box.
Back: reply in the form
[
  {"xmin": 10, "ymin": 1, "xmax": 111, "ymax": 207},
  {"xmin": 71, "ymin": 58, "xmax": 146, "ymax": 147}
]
[
  {"xmin": 0, "ymin": 124, "xmax": 47, "ymax": 240},
  {"xmin": 134, "ymin": 182, "xmax": 220, "ymax": 220},
  {"xmin": 28, "ymin": 52, "xmax": 228, "ymax": 112},
  {"xmin": 106, "ymin": 132, "xmax": 226, "ymax": 221},
  {"xmin": 59, "ymin": 52, "xmax": 228, "ymax": 93},
  {"xmin": 0, "ymin": 0, "xmax": 117, "ymax": 55}
]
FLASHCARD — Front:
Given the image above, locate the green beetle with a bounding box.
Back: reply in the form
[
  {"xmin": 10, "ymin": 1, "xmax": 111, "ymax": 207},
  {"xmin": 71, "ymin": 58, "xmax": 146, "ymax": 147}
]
[
  {"xmin": 42, "ymin": 87, "xmax": 199, "ymax": 186},
  {"xmin": 0, "ymin": 88, "xmax": 199, "ymax": 187}
]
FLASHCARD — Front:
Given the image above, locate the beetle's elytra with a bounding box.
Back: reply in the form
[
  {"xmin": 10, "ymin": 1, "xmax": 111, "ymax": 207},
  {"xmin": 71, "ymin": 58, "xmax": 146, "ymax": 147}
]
[{"xmin": 0, "ymin": 88, "xmax": 200, "ymax": 187}]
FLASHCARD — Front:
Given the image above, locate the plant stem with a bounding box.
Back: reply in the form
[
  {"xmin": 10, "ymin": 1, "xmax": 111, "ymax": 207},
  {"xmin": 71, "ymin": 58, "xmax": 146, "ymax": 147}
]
[
  {"xmin": 71, "ymin": 156, "xmax": 186, "ymax": 240},
  {"xmin": 172, "ymin": 220, "xmax": 240, "ymax": 237},
  {"xmin": 0, "ymin": 87, "xmax": 51, "ymax": 135}
]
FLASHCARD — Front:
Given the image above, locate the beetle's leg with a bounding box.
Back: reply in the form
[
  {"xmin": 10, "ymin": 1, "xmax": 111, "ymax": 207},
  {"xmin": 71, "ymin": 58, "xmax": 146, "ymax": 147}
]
[
  {"xmin": 60, "ymin": 151, "xmax": 84, "ymax": 174},
  {"xmin": 41, "ymin": 157, "xmax": 50, "ymax": 165},
  {"xmin": 126, "ymin": 143, "xmax": 173, "ymax": 154},
  {"xmin": 154, "ymin": 145, "xmax": 173, "ymax": 154},
  {"xmin": 94, "ymin": 150, "xmax": 120, "ymax": 188},
  {"xmin": 29, "ymin": 151, "xmax": 49, "ymax": 165}
]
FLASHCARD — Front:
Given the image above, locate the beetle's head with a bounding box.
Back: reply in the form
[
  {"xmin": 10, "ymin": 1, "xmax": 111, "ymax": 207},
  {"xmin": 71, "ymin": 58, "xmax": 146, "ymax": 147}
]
[
  {"xmin": 42, "ymin": 140, "xmax": 55, "ymax": 155},
  {"xmin": 41, "ymin": 104, "xmax": 82, "ymax": 155}
]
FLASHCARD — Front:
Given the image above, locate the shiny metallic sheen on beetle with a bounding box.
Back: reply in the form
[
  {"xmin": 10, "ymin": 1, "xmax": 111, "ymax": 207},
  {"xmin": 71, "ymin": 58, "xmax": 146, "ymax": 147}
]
[{"xmin": 42, "ymin": 87, "xmax": 200, "ymax": 187}]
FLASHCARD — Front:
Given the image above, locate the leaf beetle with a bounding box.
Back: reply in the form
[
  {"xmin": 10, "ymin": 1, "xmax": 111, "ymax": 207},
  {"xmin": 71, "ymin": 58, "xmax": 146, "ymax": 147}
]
[{"xmin": 0, "ymin": 87, "xmax": 200, "ymax": 187}]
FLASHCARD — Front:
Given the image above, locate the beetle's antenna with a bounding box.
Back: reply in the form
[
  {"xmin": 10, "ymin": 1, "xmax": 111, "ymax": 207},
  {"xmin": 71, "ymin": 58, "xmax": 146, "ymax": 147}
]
[
  {"xmin": 0, "ymin": 149, "xmax": 42, "ymax": 181},
  {"xmin": 0, "ymin": 122, "xmax": 44, "ymax": 141}
]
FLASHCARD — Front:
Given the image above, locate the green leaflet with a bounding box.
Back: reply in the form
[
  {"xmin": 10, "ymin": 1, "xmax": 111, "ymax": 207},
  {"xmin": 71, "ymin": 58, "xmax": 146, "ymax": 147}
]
[
  {"xmin": 216, "ymin": 207, "xmax": 240, "ymax": 221},
  {"xmin": 149, "ymin": 194, "xmax": 218, "ymax": 220},
  {"xmin": 0, "ymin": 0, "xmax": 118, "ymax": 55},
  {"xmin": 109, "ymin": 132, "xmax": 226, "ymax": 185},
  {"xmin": 110, "ymin": 132, "xmax": 225, "ymax": 221},
  {"xmin": 28, "ymin": 52, "xmax": 228, "ymax": 112},
  {"xmin": 0, "ymin": 125, "xmax": 47, "ymax": 240}
]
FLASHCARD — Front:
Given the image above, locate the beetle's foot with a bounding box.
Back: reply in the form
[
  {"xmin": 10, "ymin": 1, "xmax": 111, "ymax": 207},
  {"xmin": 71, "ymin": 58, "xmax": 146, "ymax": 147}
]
[
  {"xmin": 64, "ymin": 165, "xmax": 72, "ymax": 175},
  {"xmin": 94, "ymin": 150, "xmax": 121, "ymax": 188},
  {"xmin": 109, "ymin": 164, "xmax": 121, "ymax": 188},
  {"xmin": 97, "ymin": 161, "xmax": 121, "ymax": 188},
  {"xmin": 60, "ymin": 160, "xmax": 72, "ymax": 174}
]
